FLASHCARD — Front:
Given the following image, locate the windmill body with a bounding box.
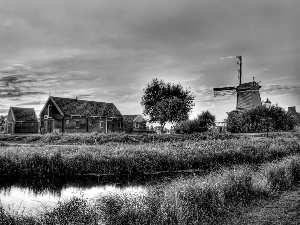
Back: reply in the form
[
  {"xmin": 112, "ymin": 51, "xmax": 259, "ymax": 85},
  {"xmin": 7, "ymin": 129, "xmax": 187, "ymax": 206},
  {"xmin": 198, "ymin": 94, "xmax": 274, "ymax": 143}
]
[
  {"xmin": 213, "ymin": 56, "xmax": 262, "ymax": 110},
  {"xmin": 236, "ymin": 81, "xmax": 262, "ymax": 110}
]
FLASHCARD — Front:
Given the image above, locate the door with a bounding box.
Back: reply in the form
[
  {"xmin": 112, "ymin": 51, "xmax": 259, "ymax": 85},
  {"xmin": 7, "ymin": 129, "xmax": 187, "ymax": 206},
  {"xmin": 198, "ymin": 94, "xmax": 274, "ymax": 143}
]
[
  {"xmin": 47, "ymin": 120, "xmax": 54, "ymax": 133},
  {"xmin": 7, "ymin": 123, "xmax": 13, "ymax": 134}
]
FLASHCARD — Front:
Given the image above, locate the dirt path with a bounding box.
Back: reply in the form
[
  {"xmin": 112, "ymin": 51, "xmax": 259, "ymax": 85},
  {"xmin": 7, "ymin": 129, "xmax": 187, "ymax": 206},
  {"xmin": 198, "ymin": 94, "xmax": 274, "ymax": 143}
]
[{"xmin": 230, "ymin": 186, "xmax": 300, "ymax": 225}]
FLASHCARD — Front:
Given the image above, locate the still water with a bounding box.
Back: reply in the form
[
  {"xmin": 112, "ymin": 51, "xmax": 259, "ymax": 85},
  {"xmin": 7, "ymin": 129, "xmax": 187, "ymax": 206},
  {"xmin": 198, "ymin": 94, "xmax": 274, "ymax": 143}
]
[{"xmin": 0, "ymin": 174, "xmax": 178, "ymax": 216}]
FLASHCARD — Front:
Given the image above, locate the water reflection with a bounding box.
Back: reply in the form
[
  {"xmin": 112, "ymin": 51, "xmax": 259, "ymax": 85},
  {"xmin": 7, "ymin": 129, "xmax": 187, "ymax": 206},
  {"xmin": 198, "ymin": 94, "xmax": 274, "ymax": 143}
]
[{"xmin": 0, "ymin": 173, "xmax": 182, "ymax": 216}]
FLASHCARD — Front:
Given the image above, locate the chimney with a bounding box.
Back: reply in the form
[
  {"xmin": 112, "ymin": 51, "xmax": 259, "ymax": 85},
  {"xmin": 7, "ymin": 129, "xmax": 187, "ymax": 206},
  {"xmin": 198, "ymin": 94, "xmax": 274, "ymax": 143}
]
[
  {"xmin": 288, "ymin": 106, "xmax": 296, "ymax": 113},
  {"xmin": 76, "ymin": 97, "xmax": 78, "ymax": 102}
]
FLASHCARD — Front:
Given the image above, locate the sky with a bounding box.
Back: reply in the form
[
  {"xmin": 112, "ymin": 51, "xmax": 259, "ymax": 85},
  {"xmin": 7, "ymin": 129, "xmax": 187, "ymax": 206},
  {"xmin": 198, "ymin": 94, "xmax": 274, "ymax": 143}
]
[{"xmin": 0, "ymin": 0, "xmax": 299, "ymax": 123}]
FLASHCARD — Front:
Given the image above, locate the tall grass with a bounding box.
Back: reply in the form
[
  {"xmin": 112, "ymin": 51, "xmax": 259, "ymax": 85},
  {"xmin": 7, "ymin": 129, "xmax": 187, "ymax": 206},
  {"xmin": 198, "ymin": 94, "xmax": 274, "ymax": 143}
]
[
  {"xmin": 0, "ymin": 132, "xmax": 236, "ymax": 145},
  {"xmin": 2, "ymin": 154, "xmax": 300, "ymax": 224},
  {"xmin": 0, "ymin": 136, "xmax": 299, "ymax": 177}
]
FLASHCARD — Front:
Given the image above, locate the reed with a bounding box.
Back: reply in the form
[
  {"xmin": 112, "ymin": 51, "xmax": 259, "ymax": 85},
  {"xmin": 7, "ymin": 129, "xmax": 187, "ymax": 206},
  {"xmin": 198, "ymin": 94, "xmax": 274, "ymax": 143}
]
[{"xmin": 0, "ymin": 136, "xmax": 299, "ymax": 177}]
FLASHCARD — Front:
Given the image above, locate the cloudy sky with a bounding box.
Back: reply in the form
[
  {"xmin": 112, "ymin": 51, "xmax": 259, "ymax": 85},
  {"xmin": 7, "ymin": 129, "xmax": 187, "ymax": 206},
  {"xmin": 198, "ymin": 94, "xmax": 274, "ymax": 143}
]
[{"xmin": 0, "ymin": 0, "xmax": 299, "ymax": 122}]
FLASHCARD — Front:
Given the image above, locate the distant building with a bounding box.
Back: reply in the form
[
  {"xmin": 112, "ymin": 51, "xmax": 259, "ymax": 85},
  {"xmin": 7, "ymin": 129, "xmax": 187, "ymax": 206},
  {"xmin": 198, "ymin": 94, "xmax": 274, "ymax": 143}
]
[
  {"xmin": 39, "ymin": 96, "xmax": 123, "ymax": 133},
  {"xmin": 123, "ymin": 115, "xmax": 146, "ymax": 132},
  {"xmin": 6, "ymin": 107, "xmax": 38, "ymax": 134}
]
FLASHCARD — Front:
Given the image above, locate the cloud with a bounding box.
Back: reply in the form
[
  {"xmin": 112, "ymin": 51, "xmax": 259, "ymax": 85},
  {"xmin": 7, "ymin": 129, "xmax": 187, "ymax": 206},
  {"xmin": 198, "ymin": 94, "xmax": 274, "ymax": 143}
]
[
  {"xmin": 261, "ymin": 84, "xmax": 300, "ymax": 94},
  {"xmin": 18, "ymin": 101, "xmax": 42, "ymax": 106}
]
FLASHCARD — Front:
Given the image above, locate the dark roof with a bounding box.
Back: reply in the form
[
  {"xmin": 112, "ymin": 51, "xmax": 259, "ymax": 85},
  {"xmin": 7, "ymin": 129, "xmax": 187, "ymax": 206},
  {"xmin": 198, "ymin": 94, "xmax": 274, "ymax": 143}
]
[
  {"xmin": 11, "ymin": 107, "xmax": 37, "ymax": 122},
  {"xmin": 237, "ymin": 82, "xmax": 261, "ymax": 91},
  {"xmin": 51, "ymin": 96, "xmax": 123, "ymax": 117},
  {"xmin": 123, "ymin": 115, "xmax": 138, "ymax": 122}
]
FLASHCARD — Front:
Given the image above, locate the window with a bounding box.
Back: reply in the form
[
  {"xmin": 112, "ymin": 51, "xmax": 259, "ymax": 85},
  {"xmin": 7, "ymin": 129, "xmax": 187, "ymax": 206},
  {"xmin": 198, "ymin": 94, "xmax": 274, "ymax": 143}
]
[
  {"xmin": 135, "ymin": 123, "xmax": 139, "ymax": 128},
  {"xmin": 100, "ymin": 121, "xmax": 104, "ymax": 128},
  {"xmin": 76, "ymin": 120, "xmax": 80, "ymax": 128},
  {"xmin": 118, "ymin": 122, "xmax": 122, "ymax": 128},
  {"xmin": 66, "ymin": 120, "xmax": 69, "ymax": 125}
]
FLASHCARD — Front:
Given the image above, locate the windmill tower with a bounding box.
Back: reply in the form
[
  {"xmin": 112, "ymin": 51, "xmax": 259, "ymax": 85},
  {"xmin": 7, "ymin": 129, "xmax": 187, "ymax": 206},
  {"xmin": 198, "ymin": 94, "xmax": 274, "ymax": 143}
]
[{"xmin": 213, "ymin": 56, "xmax": 262, "ymax": 110}]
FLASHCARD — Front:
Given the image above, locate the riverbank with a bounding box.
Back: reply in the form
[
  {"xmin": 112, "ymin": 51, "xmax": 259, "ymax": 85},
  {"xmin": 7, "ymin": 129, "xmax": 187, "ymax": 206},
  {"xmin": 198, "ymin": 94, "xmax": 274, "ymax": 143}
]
[
  {"xmin": 1, "ymin": 154, "xmax": 300, "ymax": 224},
  {"xmin": 0, "ymin": 135, "xmax": 299, "ymax": 177}
]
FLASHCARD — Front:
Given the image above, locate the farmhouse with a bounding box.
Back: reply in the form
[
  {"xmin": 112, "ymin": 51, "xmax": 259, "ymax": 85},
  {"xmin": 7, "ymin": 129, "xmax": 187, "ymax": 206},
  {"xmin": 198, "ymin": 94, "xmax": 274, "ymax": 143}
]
[
  {"xmin": 39, "ymin": 96, "xmax": 123, "ymax": 133},
  {"xmin": 6, "ymin": 107, "xmax": 38, "ymax": 134},
  {"xmin": 123, "ymin": 115, "xmax": 147, "ymax": 132}
]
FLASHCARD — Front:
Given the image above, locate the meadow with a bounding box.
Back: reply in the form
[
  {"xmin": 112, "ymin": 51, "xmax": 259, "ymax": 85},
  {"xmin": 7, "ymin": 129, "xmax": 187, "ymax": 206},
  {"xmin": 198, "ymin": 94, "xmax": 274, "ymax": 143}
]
[
  {"xmin": 1, "ymin": 154, "xmax": 300, "ymax": 224},
  {"xmin": 0, "ymin": 134, "xmax": 299, "ymax": 177}
]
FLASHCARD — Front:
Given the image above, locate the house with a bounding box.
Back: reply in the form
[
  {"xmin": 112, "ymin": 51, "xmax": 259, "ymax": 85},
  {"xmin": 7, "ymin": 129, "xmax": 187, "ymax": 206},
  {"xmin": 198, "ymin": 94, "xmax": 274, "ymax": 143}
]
[
  {"xmin": 123, "ymin": 115, "xmax": 146, "ymax": 132},
  {"xmin": 6, "ymin": 107, "xmax": 38, "ymax": 134},
  {"xmin": 39, "ymin": 96, "xmax": 123, "ymax": 133}
]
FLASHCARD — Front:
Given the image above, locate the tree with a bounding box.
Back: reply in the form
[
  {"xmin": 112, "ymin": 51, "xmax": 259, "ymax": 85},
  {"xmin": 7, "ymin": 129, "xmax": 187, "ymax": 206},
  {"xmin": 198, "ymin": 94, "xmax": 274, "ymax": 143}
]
[
  {"xmin": 226, "ymin": 105, "xmax": 297, "ymax": 133},
  {"xmin": 141, "ymin": 78, "xmax": 195, "ymax": 132},
  {"xmin": 197, "ymin": 110, "xmax": 216, "ymax": 132},
  {"xmin": 174, "ymin": 111, "xmax": 216, "ymax": 134},
  {"xmin": 0, "ymin": 115, "xmax": 7, "ymax": 132}
]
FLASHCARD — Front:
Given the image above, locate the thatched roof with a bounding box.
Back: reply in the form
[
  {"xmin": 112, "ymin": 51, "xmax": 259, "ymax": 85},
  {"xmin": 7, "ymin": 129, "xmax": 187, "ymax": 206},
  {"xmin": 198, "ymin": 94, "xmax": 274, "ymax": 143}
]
[{"xmin": 51, "ymin": 96, "xmax": 123, "ymax": 117}]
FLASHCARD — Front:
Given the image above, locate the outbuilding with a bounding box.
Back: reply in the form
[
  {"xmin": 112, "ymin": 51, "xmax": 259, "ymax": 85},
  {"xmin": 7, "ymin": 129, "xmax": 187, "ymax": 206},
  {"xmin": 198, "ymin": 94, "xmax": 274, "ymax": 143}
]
[
  {"xmin": 123, "ymin": 114, "xmax": 147, "ymax": 132},
  {"xmin": 6, "ymin": 107, "xmax": 38, "ymax": 134}
]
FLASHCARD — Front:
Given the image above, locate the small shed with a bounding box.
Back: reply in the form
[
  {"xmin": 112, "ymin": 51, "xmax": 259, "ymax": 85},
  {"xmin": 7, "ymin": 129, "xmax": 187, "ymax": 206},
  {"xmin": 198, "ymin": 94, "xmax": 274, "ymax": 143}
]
[
  {"xmin": 123, "ymin": 115, "xmax": 146, "ymax": 132},
  {"xmin": 6, "ymin": 107, "xmax": 38, "ymax": 134}
]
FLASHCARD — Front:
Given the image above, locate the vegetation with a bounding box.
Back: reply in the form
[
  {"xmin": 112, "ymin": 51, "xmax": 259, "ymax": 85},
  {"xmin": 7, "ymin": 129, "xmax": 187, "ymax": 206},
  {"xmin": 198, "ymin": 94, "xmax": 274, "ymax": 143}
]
[
  {"xmin": 141, "ymin": 78, "xmax": 195, "ymax": 131},
  {"xmin": 0, "ymin": 115, "xmax": 6, "ymax": 132},
  {"xmin": 0, "ymin": 134, "xmax": 299, "ymax": 177},
  {"xmin": 0, "ymin": 132, "xmax": 236, "ymax": 145},
  {"xmin": 2, "ymin": 154, "xmax": 300, "ymax": 224},
  {"xmin": 174, "ymin": 110, "xmax": 216, "ymax": 134},
  {"xmin": 227, "ymin": 105, "xmax": 298, "ymax": 133}
]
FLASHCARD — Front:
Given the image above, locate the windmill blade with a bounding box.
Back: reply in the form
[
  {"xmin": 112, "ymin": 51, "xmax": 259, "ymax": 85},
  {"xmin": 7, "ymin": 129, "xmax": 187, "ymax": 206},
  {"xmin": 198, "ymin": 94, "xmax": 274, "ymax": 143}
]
[{"xmin": 213, "ymin": 86, "xmax": 236, "ymax": 97}]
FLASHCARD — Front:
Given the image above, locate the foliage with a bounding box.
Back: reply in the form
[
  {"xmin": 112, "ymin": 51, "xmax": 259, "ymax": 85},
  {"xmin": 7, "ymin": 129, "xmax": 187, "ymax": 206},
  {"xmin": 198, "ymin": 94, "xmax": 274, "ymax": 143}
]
[
  {"xmin": 141, "ymin": 78, "xmax": 195, "ymax": 131},
  {"xmin": 227, "ymin": 105, "xmax": 298, "ymax": 133},
  {"xmin": 174, "ymin": 110, "xmax": 216, "ymax": 133},
  {"xmin": 0, "ymin": 115, "xmax": 6, "ymax": 132}
]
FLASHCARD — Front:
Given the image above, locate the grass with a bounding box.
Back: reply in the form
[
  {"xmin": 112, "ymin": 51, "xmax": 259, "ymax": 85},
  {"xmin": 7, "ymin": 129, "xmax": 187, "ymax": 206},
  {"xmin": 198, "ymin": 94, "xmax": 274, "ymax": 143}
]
[
  {"xmin": 2, "ymin": 154, "xmax": 300, "ymax": 224},
  {"xmin": 0, "ymin": 135, "xmax": 299, "ymax": 177},
  {"xmin": 0, "ymin": 132, "xmax": 236, "ymax": 145}
]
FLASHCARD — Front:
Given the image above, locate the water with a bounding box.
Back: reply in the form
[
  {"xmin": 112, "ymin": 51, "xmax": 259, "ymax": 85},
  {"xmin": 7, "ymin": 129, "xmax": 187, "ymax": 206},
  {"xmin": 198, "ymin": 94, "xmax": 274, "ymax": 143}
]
[{"xmin": 0, "ymin": 173, "xmax": 181, "ymax": 216}]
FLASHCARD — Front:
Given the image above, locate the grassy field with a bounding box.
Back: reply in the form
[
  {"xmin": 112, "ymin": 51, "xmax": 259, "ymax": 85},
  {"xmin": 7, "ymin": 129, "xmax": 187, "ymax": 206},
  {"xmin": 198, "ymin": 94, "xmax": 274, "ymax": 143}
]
[
  {"xmin": 1, "ymin": 154, "xmax": 300, "ymax": 224},
  {"xmin": 0, "ymin": 132, "xmax": 237, "ymax": 145},
  {"xmin": 0, "ymin": 135, "xmax": 299, "ymax": 177}
]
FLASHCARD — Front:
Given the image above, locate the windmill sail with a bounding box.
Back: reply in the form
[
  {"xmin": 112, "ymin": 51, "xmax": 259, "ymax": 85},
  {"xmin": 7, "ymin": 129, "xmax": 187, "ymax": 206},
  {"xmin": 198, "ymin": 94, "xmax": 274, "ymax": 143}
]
[{"xmin": 213, "ymin": 86, "xmax": 236, "ymax": 97}]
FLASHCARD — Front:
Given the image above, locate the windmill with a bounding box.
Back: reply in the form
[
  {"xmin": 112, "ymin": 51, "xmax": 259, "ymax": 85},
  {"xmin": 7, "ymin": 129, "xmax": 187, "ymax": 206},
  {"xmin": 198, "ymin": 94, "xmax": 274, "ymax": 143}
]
[{"xmin": 213, "ymin": 56, "xmax": 262, "ymax": 110}]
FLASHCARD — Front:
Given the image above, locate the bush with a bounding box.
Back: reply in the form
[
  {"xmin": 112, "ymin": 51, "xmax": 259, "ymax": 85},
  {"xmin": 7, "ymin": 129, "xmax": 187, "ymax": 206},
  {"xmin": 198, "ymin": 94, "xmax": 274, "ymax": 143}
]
[
  {"xmin": 174, "ymin": 111, "xmax": 216, "ymax": 134},
  {"xmin": 227, "ymin": 105, "xmax": 298, "ymax": 133}
]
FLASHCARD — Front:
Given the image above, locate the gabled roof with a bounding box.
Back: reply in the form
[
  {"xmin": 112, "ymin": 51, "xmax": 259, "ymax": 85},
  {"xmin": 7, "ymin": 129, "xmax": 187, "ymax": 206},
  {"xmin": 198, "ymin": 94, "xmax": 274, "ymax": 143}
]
[
  {"xmin": 123, "ymin": 114, "xmax": 146, "ymax": 123},
  {"xmin": 10, "ymin": 107, "xmax": 37, "ymax": 122},
  {"xmin": 123, "ymin": 115, "xmax": 138, "ymax": 122},
  {"xmin": 133, "ymin": 115, "xmax": 146, "ymax": 123},
  {"xmin": 48, "ymin": 96, "xmax": 123, "ymax": 117}
]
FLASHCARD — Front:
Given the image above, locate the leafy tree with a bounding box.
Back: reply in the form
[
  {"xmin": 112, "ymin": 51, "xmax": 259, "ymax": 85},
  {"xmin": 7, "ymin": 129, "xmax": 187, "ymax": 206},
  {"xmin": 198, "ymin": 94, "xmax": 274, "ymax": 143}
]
[
  {"xmin": 174, "ymin": 111, "xmax": 216, "ymax": 134},
  {"xmin": 0, "ymin": 115, "xmax": 7, "ymax": 132},
  {"xmin": 141, "ymin": 78, "xmax": 195, "ymax": 132},
  {"xmin": 197, "ymin": 110, "xmax": 216, "ymax": 132},
  {"xmin": 226, "ymin": 105, "xmax": 297, "ymax": 133}
]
